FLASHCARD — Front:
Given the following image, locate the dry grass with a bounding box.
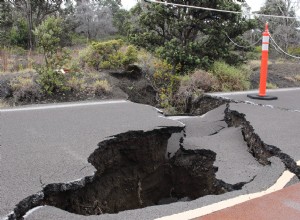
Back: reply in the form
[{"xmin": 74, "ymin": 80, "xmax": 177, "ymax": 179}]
[
  {"xmin": 0, "ymin": 47, "xmax": 82, "ymax": 74},
  {"xmin": 0, "ymin": 100, "xmax": 9, "ymax": 108},
  {"xmin": 294, "ymin": 74, "xmax": 300, "ymax": 82},
  {"xmin": 93, "ymin": 79, "xmax": 112, "ymax": 95},
  {"xmin": 266, "ymin": 82, "xmax": 278, "ymax": 89},
  {"xmin": 248, "ymin": 60, "xmax": 261, "ymax": 69},
  {"xmin": 284, "ymin": 76, "xmax": 297, "ymax": 82}
]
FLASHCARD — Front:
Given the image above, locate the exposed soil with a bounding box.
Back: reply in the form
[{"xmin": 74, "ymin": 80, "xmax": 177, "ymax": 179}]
[
  {"xmin": 250, "ymin": 61, "xmax": 300, "ymax": 89},
  {"xmin": 1, "ymin": 61, "xmax": 300, "ymax": 108},
  {"xmin": 0, "ymin": 65, "xmax": 158, "ymax": 107}
]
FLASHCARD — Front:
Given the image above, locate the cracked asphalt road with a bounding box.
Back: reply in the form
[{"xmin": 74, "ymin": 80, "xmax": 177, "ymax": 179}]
[
  {"xmin": 1, "ymin": 87, "xmax": 300, "ymax": 220},
  {"xmin": 0, "ymin": 101, "xmax": 182, "ymax": 219}
]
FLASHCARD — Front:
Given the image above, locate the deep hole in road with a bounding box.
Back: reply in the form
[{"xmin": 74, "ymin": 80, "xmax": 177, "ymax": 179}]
[
  {"xmin": 9, "ymin": 96, "xmax": 299, "ymax": 220},
  {"xmin": 41, "ymin": 127, "xmax": 248, "ymax": 216}
]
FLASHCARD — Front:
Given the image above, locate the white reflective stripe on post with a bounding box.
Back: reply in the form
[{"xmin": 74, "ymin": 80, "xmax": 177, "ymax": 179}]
[
  {"xmin": 262, "ymin": 43, "xmax": 269, "ymax": 51},
  {"xmin": 262, "ymin": 36, "xmax": 270, "ymax": 43}
]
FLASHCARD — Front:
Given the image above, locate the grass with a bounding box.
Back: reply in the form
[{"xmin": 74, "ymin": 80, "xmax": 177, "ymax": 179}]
[
  {"xmin": 211, "ymin": 61, "xmax": 250, "ymax": 92},
  {"xmin": 93, "ymin": 79, "xmax": 112, "ymax": 95},
  {"xmin": 0, "ymin": 100, "xmax": 8, "ymax": 108},
  {"xmin": 294, "ymin": 75, "xmax": 300, "ymax": 82},
  {"xmin": 266, "ymin": 82, "xmax": 278, "ymax": 89}
]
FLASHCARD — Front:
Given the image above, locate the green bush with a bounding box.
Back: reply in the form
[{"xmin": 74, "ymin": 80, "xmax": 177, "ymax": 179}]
[
  {"xmin": 36, "ymin": 67, "xmax": 69, "ymax": 94},
  {"xmin": 288, "ymin": 47, "xmax": 300, "ymax": 56},
  {"xmin": 210, "ymin": 61, "xmax": 250, "ymax": 92},
  {"xmin": 34, "ymin": 16, "xmax": 71, "ymax": 95},
  {"xmin": 79, "ymin": 40, "xmax": 138, "ymax": 70},
  {"xmin": 152, "ymin": 60, "xmax": 180, "ymax": 109},
  {"xmin": 9, "ymin": 18, "xmax": 29, "ymax": 49}
]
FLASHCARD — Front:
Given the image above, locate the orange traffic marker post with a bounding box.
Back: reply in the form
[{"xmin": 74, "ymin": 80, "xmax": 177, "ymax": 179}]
[{"xmin": 248, "ymin": 23, "xmax": 278, "ymax": 100}]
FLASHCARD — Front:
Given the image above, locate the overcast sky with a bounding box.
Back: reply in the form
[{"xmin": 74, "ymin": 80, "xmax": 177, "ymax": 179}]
[{"xmin": 121, "ymin": 0, "xmax": 266, "ymax": 11}]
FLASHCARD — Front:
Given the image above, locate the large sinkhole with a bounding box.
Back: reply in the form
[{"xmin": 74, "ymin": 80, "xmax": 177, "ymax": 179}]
[
  {"xmin": 31, "ymin": 126, "xmax": 246, "ymax": 217},
  {"xmin": 9, "ymin": 100, "xmax": 264, "ymax": 220}
]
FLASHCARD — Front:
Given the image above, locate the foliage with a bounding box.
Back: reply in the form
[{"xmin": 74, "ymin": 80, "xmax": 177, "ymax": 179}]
[
  {"xmin": 74, "ymin": 1, "xmax": 116, "ymax": 40},
  {"xmin": 113, "ymin": 9, "xmax": 131, "ymax": 36},
  {"xmin": 288, "ymin": 47, "xmax": 300, "ymax": 56},
  {"xmin": 10, "ymin": 75, "xmax": 41, "ymax": 102},
  {"xmin": 66, "ymin": 76, "xmax": 85, "ymax": 92},
  {"xmin": 173, "ymin": 70, "xmax": 219, "ymax": 113},
  {"xmin": 137, "ymin": 49, "xmax": 160, "ymax": 76},
  {"xmin": 34, "ymin": 16, "xmax": 70, "ymax": 94},
  {"xmin": 79, "ymin": 40, "xmax": 138, "ymax": 70},
  {"xmin": 151, "ymin": 60, "xmax": 180, "ymax": 108},
  {"xmin": 35, "ymin": 66, "xmax": 69, "ymax": 94},
  {"xmin": 9, "ymin": 18, "xmax": 29, "ymax": 48},
  {"xmin": 5, "ymin": 0, "xmax": 66, "ymax": 49},
  {"xmin": 258, "ymin": 0, "xmax": 300, "ymax": 53},
  {"xmin": 0, "ymin": 1, "xmax": 13, "ymax": 45},
  {"xmin": 129, "ymin": 0, "xmax": 256, "ymax": 73},
  {"xmin": 93, "ymin": 79, "xmax": 112, "ymax": 95},
  {"xmin": 210, "ymin": 61, "xmax": 250, "ymax": 91},
  {"xmin": 266, "ymin": 82, "xmax": 278, "ymax": 89}
]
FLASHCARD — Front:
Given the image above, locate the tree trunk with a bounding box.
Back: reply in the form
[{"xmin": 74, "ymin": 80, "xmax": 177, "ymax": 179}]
[{"xmin": 27, "ymin": 0, "xmax": 34, "ymax": 50}]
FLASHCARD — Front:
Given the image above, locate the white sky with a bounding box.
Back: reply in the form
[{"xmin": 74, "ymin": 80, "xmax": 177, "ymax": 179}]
[{"xmin": 121, "ymin": 0, "xmax": 266, "ymax": 11}]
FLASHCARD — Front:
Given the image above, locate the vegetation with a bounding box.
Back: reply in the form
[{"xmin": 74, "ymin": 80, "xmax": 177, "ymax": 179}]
[
  {"xmin": 79, "ymin": 40, "xmax": 138, "ymax": 70},
  {"xmin": 1, "ymin": 0, "xmax": 300, "ymax": 111},
  {"xmin": 129, "ymin": 0, "xmax": 256, "ymax": 72},
  {"xmin": 33, "ymin": 16, "xmax": 70, "ymax": 94}
]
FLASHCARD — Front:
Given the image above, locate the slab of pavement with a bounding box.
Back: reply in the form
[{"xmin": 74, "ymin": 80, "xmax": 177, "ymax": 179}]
[{"xmin": 1, "ymin": 87, "xmax": 300, "ymax": 220}]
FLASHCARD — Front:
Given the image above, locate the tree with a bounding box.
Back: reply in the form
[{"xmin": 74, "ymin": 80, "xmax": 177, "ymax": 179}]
[
  {"xmin": 5, "ymin": 0, "xmax": 68, "ymax": 49},
  {"xmin": 0, "ymin": 0, "xmax": 13, "ymax": 45},
  {"xmin": 258, "ymin": 0, "xmax": 300, "ymax": 52},
  {"xmin": 129, "ymin": 0, "xmax": 256, "ymax": 72},
  {"xmin": 113, "ymin": 8, "xmax": 131, "ymax": 36},
  {"xmin": 33, "ymin": 16, "xmax": 70, "ymax": 94},
  {"xmin": 74, "ymin": 1, "xmax": 116, "ymax": 40}
]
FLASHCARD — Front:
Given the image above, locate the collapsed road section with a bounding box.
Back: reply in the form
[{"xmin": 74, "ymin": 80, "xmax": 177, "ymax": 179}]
[
  {"xmin": 2, "ymin": 94, "xmax": 300, "ymax": 220},
  {"xmin": 7, "ymin": 126, "xmax": 251, "ymax": 220}
]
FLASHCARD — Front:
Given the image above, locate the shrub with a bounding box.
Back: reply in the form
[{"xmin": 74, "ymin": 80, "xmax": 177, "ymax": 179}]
[
  {"xmin": 79, "ymin": 40, "xmax": 138, "ymax": 70},
  {"xmin": 288, "ymin": 47, "xmax": 300, "ymax": 56},
  {"xmin": 67, "ymin": 76, "xmax": 85, "ymax": 92},
  {"xmin": 152, "ymin": 60, "xmax": 181, "ymax": 109},
  {"xmin": 34, "ymin": 16, "xmax": 71, "ymax": 95},
  {"xmin": 266, "ymin": 82, "xmax": 278, "ymax": 89},
  {"xmin": 10, "ymin": 76, "xmax": 41, "ymax": 102},
  {"xmin": 137, "ymin": 49, "xmax": 159, "ymax": 76},
  {"xmin": 93, "ymin": 79, "xmax": 112, "ymax": 96},
  {"xmin": 123, "ymin": 45, "xmax": 138, "ymax": 67},
  {"xmin": 210, "ymin": 61, "xmax": 250, "ymax": 92},
  {"xmin": 36, "ymin": 67, "xmax": 69, "ymax": 95},
  {"xmin": 9, "ymin": 18, "xmax": 29, "ymax": 49},
  {"xmin": 173, "ymin": 70, "xmax": 218, "ymax": 113}
]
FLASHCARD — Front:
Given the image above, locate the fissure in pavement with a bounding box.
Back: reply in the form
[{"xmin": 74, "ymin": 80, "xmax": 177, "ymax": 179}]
[
  {"xmin": 7, "ymin": 98, "xmax": 300, "ymax": 220},
  {"xmin": 7, "ymin": 126, "xmax": 249, "ymax": 220},
  {"xmin": 224, "ymin": 103, "xmax": 300, "ymax": 177}
]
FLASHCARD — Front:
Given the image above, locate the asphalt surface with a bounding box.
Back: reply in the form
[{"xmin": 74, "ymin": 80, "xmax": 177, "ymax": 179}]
[
  {"xmin": 0, "ymin": 101, "xmax": 182, "ymax": 219},
  {"xmin": 211, "ymin": 87, "xmax": 300, "ymax": 111},
  {"xmin": 177, "ymin": 105, "xmax": 264, "ymax": 184},
  {"xmin": 1, "ymin": 87, "xmax": 300, "ymax": 220}
]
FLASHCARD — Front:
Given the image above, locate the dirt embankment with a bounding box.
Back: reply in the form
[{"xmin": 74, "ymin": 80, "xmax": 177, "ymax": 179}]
[
  {"xmin": 250, "ymin": 61, "xmax": 300, "ymax": 89},
  {"xmin": 0, "ymin": 65, "xmax": 157, "ymax": 107}
]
